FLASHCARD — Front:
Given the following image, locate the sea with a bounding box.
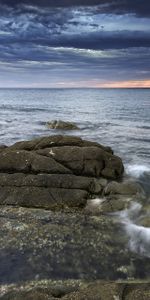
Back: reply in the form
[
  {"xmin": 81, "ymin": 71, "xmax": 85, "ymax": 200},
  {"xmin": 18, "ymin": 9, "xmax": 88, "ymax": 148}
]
[
  {"xmin": 0, "ymin": 87, "xmax": 150, "ymax": 262},
  {"xmin": 0, "ymin": 88, "xmax": 149, "ymax": 169}
]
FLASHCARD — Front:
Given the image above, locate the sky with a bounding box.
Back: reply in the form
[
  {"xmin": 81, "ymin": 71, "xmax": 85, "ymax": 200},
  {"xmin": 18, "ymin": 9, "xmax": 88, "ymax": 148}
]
[{"xmin": 0, "ymin": 0, "xmax": 150, "ymax": 88}]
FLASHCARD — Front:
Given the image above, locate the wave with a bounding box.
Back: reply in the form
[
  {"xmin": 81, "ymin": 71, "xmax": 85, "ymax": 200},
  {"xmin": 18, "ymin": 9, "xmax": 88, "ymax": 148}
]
[
  {"xmin": 0, "ymin": 105, "xmax": 49, "ymax": 113},
  {"xmin": 115, "ymin": 202, "xmax": 150, "ymax": 258},
  {"xmin": 137, "ymin": 125, "xmax": 150, "ymax": 130},
  {"xmin": 126, "ymin": 164, "xmax": 150, "ymax": 178},
  {"xmin": 125, "ymin": 222, "xmax": 150, "ymax": 258}
]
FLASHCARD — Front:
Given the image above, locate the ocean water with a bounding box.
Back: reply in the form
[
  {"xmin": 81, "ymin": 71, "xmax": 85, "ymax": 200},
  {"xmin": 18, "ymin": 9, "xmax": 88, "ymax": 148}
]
[
  {"xmin": 0, "ymin": 87, "xmax": 150, "ymax": 263},
  {"xmin": 0, "ymin": 88, "xmax": 149, "ymax": 161},
  {"xmin": 0, "ymin": 87, "xmax": 149, "ymax": 186}
]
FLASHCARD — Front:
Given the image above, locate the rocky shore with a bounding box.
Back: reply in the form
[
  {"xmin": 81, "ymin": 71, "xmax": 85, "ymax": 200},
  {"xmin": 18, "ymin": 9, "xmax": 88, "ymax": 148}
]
[
  {"xmin": 0, "ymin": 135, "xmax": 149, "ymax": 299},
  {"xmin": 1, "ymin": 279, "xmax": 150, "ymax": 299}
]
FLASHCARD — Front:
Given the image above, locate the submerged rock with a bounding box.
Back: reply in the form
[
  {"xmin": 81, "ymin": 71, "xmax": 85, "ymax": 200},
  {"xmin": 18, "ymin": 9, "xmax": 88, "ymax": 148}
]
[
  {"xmin": 46, "ymin": 120, "xmax": 79, "ymax": 130},
  {"xmin": 0, "ymin": 135, "xmax": 124, "ymax": 210}
]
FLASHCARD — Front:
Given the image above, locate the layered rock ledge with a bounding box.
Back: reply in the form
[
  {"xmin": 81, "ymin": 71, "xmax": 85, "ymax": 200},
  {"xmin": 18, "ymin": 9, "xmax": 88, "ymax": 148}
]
[
  {"xmin": 0, "ymin": 135, "xmax": 124, "ymax": 210},
  {"xmin": 1, "ymin": 279, "xmax": 150, "ymax": 300}
]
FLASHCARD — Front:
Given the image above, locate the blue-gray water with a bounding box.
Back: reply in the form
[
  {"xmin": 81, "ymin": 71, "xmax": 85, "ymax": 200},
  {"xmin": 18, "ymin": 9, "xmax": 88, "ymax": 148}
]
[{"xmin": 0, "ymin": 88, "xmax": 149, "ymax": 169}]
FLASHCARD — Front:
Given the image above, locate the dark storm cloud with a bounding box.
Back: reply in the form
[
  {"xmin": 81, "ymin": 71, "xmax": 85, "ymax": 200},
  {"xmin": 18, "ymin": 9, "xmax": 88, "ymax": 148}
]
[
  {"xmin": 0, "ymin": 3, "xmax": 149, "ymax": 51},
  {"xmin": 0, "ymin": 0, "xmax": 150, "ymax": 17},
  {"xmin": 0, "ymin": 30, "xmax": 149, "ymax": 52},
  {"xmin": 0, "ymin": 0, "xmax": 150, "ymax": 87}
]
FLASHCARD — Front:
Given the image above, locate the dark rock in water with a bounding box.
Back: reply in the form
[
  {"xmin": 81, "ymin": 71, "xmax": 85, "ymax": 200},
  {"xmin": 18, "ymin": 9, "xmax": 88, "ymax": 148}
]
[
  {"xmin": 0, "ymin": 135, "xmax": 124, "ymax": 210},
  {"xmin": 46, "ymin": 120, "xmax": 79, "ymax": 130}
]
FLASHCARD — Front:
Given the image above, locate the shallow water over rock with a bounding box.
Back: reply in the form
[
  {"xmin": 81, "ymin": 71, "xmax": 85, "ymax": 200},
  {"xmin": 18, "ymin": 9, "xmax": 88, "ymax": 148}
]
[{"xmin": 0, "ymin": 205, "xmax": 150, "ymax": 285}]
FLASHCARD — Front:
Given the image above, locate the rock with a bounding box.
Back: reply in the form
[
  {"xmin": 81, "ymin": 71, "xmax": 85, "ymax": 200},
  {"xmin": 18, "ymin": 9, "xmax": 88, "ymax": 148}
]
[
  {"xmin": 0, "ymin": 206, "xmax": 139, "ymax": 284},
  {"xmin": 0, "ymin": 186, "xmax": 88, "ymax": 210},
  {"xmin": 0, "ymin": 173, "xmax": 101, "ymax": 193},
  {"xmin": 98, "ymin": 177, "xmax": 108, "ymax": 188},
  {"xmin": 104, "ymin": 180, "xmax": 144, "ymax": 197},
  {"xmin": 138, "ymin": 216, "xmax": 150, "ymax": 227},
  {"xmin": 0, "ymin": 145, "xmax": 7, "ymax": 152},
  {"xmin": 46, "ymin": 120, "xmax": 79, "ymax": 130},
  {"xmin": 0, "ymin": 173, "xmax": 102, "ymax": 210},
  {"xmin": 1, "ymin": 280, "xmax": 150, "ymax": 300},
  {"xmin": 0, "ymin": 135, "xmax": 124, "ymax": 210},
  {"xmin": 36, "ymin": 146, "xmax": 123, "ymax": 178},
  {"xmin": 85, "ymin": 196, "xmax": 132, "ymax": 214},
  {"xmin": 0, "ymin": 150, "xmax": 71, "ymax": 174},
  {"xmin": 8, "ymin": 135, "xmax": 112, "ymax": 153}
]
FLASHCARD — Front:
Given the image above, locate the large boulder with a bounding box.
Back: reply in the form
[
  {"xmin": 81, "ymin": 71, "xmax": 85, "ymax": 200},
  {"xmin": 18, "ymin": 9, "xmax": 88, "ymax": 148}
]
[{"xmin": 0, "ymin": 135, "xmax": 124, "ymax": 210}]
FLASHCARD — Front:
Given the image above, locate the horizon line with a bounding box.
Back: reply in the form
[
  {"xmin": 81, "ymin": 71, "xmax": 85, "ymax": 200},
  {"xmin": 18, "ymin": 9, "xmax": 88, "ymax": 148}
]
[{"xmin": 0, "ymin": 87, "xmax": 150, "ymax": 89}]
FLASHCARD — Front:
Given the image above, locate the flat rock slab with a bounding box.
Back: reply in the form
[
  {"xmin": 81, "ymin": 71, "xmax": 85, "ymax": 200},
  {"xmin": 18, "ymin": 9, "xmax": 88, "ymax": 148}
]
[
  {"xmin": 0, "ymin": 280, "xmax": 150, "ymax": 300},
  {"xmin": 0, "ymin": 206, "xmax": 123, "ymax": 284},
  {"xmin": 0, "ymin": 135, "xmax": 124, "ymax": 210},
  {"xmin": 0, "ymin": 206, "xmax": 150, "ymax": 285}
]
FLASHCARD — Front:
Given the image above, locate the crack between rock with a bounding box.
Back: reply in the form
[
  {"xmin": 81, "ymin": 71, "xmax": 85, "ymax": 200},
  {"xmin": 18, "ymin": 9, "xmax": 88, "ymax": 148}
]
[
  {"xmin": 121, "ymin": 284, "xmax": 128, "ymax": 300},
  {"xmin": 0, "ymin": 185, "xmax": 90, "ymax": 192}
]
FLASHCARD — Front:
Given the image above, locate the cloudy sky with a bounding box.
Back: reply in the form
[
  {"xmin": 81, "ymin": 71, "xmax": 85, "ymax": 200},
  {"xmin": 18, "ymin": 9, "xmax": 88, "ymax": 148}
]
[{"xmin": 0, "ymin": 0, "xmax": 150, "ymax": 88}]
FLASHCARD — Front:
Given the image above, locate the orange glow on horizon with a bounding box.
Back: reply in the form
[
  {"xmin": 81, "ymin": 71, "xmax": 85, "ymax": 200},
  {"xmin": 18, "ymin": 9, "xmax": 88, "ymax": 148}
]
[
  {"xmin": 94, "ymin": 79, "xmax": 150, "ymax": 88},
  {"xmin": 56, "ymin": 79, "xmax": 150, "ymax": 88}
]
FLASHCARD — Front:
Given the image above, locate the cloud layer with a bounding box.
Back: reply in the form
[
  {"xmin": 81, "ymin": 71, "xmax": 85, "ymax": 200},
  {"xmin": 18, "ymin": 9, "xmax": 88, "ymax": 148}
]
[{"xmin": 0, "ymin": 0, "xmax": 150, "ymax": 87}]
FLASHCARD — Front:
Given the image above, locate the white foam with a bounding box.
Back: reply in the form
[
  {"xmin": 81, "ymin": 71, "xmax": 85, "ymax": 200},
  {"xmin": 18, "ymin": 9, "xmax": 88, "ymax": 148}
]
[
  {"xmin": 126, "ymin": 164, "xmax": 150, "ymax": 178},
  {"xmin": 114, "ymin": 202, "xmax": 142, "ymax": 222},
  {"xmin": 125, "ymin": 222, "xmax": 150, "ymax": 257},
  {"xmin": 117, "ymin": 202, "xmax": 150, "ymax": 258},
  {"xmin": 87, "ymin": 198, "xmax": 104, "ymax": 206}
]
